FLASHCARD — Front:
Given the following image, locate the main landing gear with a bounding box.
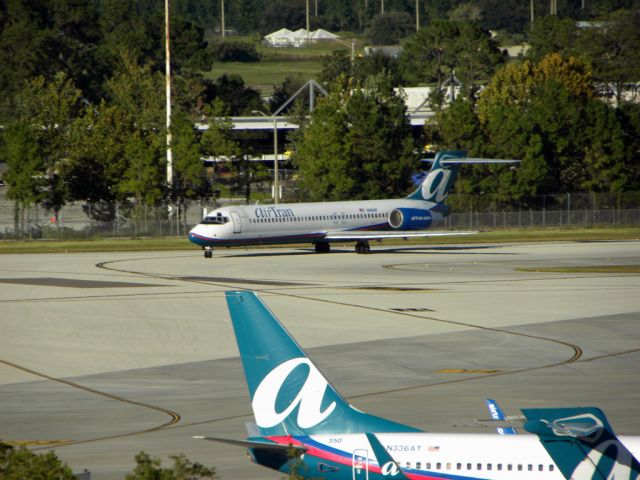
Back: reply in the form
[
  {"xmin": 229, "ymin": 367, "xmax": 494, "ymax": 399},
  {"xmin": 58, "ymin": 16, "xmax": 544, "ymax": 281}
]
[
  {"xmin": 314, "ymin": 242, "xmax": 331, "ymax": 253},
  {"xmin": 203, "ymin": 247, "xmax": 213, "ymax": 258},
  {"xmin": 355, "ymin": 241, "xmax": 370, "ymax": 254}
]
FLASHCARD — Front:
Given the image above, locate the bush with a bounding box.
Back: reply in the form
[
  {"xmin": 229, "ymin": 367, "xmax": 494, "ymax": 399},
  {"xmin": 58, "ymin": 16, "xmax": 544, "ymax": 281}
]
[{"xmin": 212, "ymin": 41, "xmax": 261, "ymax": 62}]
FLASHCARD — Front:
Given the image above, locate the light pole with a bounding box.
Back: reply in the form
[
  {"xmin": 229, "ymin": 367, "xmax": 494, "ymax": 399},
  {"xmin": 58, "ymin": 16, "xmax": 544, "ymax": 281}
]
[
  {"xmin": 253, "ymin": 111, "xmax": 280, "ymax": 204},
  {"xmin": 165, "ymin": 0, "xmax": 173, "ymax": 218}
]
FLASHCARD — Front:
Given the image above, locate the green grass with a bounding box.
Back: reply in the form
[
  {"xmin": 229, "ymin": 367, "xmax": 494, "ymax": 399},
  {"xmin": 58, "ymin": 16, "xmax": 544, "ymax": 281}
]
[
  {"xmin": 206, "ymin": 60, "xmax": 323, "ymax": 93},
  {"xmin": 0, "ymin": 227, "xmax": 638, "ymax": 254},
  {"xmin": 516, "ymin": 265, "xmax": 640, "ymax": 273},
  {"xmin": 206, "ymin": 36, "xmax": 366, "ymax": 94}
]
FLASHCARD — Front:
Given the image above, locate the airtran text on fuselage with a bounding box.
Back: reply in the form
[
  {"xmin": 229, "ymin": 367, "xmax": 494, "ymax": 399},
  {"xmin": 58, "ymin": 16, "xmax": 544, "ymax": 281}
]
[{"xmin": 254, "ymin": 207, "xmax": 295, "ymax": 219}]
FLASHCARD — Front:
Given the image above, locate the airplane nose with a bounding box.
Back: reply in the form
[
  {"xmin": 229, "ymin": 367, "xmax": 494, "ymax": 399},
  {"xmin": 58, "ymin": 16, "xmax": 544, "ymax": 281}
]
[{"xmin": 188, "ymin": 225, "xmax": 206, "ymax": 245}]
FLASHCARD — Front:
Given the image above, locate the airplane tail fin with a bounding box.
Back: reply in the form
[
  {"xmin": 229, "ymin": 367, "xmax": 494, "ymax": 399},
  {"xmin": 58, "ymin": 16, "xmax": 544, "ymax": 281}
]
[
  {"xmin": 408, "ymin": 150, "xmax": 520, "ymax": 205},
  {"xmin": 225, "ymin": 291, "xmax": 420, "ymax": 437},
  {"xmin": 523, "ymin": 407, "xmax": 640, "ymax": 479},
  {"xmin": 407, "ymin": 150, "xmax": 466, "ymax": 204}
]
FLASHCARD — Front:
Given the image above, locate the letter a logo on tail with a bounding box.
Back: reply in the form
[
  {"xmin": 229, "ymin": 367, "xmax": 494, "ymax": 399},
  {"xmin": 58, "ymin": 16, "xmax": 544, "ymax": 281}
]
[{"xmin": 252, "ymin": 358, "xmax": 336, "ymax": 429}]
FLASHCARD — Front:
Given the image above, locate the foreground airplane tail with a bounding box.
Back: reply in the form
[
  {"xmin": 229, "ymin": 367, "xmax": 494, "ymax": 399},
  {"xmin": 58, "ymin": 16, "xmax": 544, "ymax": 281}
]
[
  {"xmin": 523, "ymin": 407, "xmax": 640, "ymax": 480},
  {"xmin": 225, "ymin": 291, "xmax": 420, "ymax": 436}
]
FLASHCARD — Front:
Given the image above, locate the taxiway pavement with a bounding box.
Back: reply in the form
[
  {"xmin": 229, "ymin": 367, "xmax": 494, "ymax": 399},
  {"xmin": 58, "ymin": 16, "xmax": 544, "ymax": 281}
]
[{"xmin": 0, "ymin": 240, "xmax": 639, "ymax": 479}]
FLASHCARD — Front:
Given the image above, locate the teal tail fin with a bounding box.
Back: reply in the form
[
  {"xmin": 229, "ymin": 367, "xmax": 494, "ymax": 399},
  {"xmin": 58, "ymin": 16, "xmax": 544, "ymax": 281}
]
[
  {"xmin": 225, "ymin": 291, "xmax": 420, "ymax": 436},
  {"xmin": 407, "ymin": 150, "xmax": 467, "ymax": 203},
  {"xmin": 523, "ymin": 407, "xmax": 640, "ymax": 480}
]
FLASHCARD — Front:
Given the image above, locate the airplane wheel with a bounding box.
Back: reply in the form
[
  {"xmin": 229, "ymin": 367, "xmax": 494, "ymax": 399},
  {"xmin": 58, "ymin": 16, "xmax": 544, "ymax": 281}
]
[
  {"xmin": 314, "ymin": 242, "xmax": 330, "ymax": 253},
  {"xmin": 355, "ymin": 242, "xmax": 370, "ymax": 254},
  {"xmin": 204, "ymin": 249, "xmax": 213, "ymax": 258}
]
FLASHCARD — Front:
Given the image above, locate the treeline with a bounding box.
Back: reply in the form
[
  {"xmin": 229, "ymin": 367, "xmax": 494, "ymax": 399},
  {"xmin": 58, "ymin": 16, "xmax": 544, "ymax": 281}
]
[
  {"xmin": 293, "ymin": 11, "xmax": 640, "ymax": 205},
  {"xmin": 1, "ymin": 0, "xmax": 639, "ymax": 236},
  {"xmin": 0, "ymin": 442, "xmax": 216, "ymax": 479}
]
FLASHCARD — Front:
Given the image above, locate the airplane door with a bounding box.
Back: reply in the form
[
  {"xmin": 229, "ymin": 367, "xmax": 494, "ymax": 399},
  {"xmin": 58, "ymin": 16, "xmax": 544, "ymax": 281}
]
[
  {"xmin": 352, "ymin": 449, "xmax": 369, "ymax": 480},
  {"xmin": 230, "ymin": 211, "xmax": 242, "ymax": 233}
]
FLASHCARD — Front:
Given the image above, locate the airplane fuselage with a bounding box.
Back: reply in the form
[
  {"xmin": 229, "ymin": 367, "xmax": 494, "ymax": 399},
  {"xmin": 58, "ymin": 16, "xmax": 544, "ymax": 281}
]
[
  {"xmin": 188, "ymin": 198, "xmax": 442, "ymax": 248},
  {"xmin": 258, "ymin": 432, "xmax": 640, "ymax": 480}
]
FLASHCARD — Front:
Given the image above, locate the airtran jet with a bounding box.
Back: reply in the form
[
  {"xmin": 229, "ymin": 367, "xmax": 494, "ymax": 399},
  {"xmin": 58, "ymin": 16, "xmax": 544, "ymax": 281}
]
[
  {"xmin": 195, "ymin": 291, "xmax": 640, "ymax": 480},
  {"xmin": 188, "ymin": 151, "xmax": 516, "ymax": 257}
]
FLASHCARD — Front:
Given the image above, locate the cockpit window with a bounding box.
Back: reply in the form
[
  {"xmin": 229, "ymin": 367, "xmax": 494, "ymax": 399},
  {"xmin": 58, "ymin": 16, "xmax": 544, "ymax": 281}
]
[{"xmin": 201, "ymin": 214, "xmax": 229, "ymax": 225}]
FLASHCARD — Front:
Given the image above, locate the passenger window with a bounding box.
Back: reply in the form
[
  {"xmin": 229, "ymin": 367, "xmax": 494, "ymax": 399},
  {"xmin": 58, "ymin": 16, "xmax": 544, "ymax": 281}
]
[
  {"xmin": 487, "ymin": 464, "xmax": 492, "ymax": 470},
  {"xmin": 436, "ymin": 463, "xmax": 441, "ymax": 470},
  {"xmin": 508, "ymin": 464, "xmax": 513, "ymax": 471},
  {"xmin": 517, "ymin": 464, "xmax": 523, "ymax": 471},
  {"xmin": 549, "ymin": 465, "xmax": 555, "ymax": 471},
  {"xmin": 497, "ymin": 464, "xmax": 502, "ymax": 471},
  {"xmin": 446, "ymin": 463, "xmax": 451, "ymax": 470},
  {"xmin": 477, "ymin": 463, "xmax": 482, "ymax": 470},
  {"xmin": 425, "ymin": 462, "xmax": 431, "ymax": 469},
  {"xmin": 456, "ymin": 463, "xmax": 461, "ymax": 470},
  {"xmin": 528, "ymin": 464, "xmax": 533, "ymax": 471},
  {"xmin": 416, "ymin": 462, "xmax": 421, "ymax": 470},
  {"xmin": 466, "ymin": 463, "xmax": 471, "ymax": 470},
  {"xmin": 538, "ymin": 464, "xmax": 543, "ymax": 471}
]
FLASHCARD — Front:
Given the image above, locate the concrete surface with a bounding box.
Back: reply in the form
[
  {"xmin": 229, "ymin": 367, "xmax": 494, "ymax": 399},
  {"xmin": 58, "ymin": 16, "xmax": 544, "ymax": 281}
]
[{"xmin": 0, "ymin": 240, "xmax": 639, "ymax": 478}]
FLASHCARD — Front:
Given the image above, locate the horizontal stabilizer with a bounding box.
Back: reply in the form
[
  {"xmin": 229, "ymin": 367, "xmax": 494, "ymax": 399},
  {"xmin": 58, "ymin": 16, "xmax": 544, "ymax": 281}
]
[{"xmin": 193, "ymin": 436, "xmax": 306, "ymax": 452}]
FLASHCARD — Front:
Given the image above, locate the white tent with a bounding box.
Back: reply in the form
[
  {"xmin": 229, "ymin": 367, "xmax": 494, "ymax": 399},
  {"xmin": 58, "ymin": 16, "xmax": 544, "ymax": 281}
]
[
  {"xmin": 289, "ymin": 28, "xmax": 311, "ymax": 47},
  {"xmin": 264, "ymin": 28, "xmax": 293, "ymax": 47},
  {"xmin": 310, "ymin": 28, "xmax": 339, "ymax": 40}
]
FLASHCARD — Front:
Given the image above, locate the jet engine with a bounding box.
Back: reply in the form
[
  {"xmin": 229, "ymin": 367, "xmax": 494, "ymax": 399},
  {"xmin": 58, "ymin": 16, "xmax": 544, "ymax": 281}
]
[{"xmin": 388, "ymin": 208, "xmax": 432, "ymax": 230}]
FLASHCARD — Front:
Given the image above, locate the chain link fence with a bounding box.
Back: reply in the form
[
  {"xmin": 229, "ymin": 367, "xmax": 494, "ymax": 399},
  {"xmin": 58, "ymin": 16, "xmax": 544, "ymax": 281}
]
[{"xmin": 1, "ymin": 187, "xmax": 639, "ymax": 241}]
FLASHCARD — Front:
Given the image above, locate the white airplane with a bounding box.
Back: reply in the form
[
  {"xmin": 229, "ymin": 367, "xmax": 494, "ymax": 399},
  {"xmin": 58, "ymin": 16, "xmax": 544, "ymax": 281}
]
[
  {"xmin": 188, "ymin": 150, "xmax": 517, "ymax": 257},
  {"xmin": 196, "ymin": 291, "xmax": 640, "ymax": 480}
]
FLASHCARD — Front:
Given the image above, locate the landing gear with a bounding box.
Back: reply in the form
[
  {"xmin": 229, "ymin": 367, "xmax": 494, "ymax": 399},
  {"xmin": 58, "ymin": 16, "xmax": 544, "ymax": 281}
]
[
  {"xmin": 355, "ymin": 241, "xmax": 371, "ymax": 254},
  {"xmin": 314, "ymin": 242, "xmax": 331, "ymax": 253},
  {"xmin": 203, "ymin": 247, "xmax": 213, "ymax": 258}
]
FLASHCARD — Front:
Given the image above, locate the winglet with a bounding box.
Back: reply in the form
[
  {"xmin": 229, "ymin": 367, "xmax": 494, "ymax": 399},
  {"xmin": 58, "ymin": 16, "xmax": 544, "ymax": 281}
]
[
  {"xmin": 522, "ymin": 407, "xmax": 640, "ymax": 479},
  {"xmin": 486, "ymin": 399, "xmax": 518, "ymax": 435}
]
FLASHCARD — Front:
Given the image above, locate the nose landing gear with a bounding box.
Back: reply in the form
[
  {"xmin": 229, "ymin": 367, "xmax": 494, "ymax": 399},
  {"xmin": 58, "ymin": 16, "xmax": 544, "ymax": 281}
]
[{"xmin": 203, "ymin": 247, "xmax": 213, "ymax": 258}]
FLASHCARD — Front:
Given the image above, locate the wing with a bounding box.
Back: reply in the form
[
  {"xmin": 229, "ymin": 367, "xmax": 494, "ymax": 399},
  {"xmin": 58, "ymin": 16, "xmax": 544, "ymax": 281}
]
[{"xmin": 324, "ymin": 230, "xmax": 477, "ymax": 241}]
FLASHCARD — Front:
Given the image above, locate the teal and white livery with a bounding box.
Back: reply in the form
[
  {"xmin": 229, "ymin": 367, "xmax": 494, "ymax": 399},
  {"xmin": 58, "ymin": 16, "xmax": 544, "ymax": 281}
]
[
  {"xmin": 188, "ymin": 151, "xmax": 516, "ymax": 257},
  {"xmin": 524, "ymin": 407, "xmax": 640, "ymax": 480},
  {"xmin": 195, "ymin": 291, "xmax": 640, "ymax": 480}
]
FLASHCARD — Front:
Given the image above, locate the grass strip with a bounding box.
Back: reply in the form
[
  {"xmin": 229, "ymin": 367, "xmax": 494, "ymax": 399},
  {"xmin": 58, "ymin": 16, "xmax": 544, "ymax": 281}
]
[
  {"xmin": 516, "ymin": 265, "xmax": 640, "ymax": 273},
  {"xmin": 0, "ymin": 227, "xmax": 638, "ymax": 254}
]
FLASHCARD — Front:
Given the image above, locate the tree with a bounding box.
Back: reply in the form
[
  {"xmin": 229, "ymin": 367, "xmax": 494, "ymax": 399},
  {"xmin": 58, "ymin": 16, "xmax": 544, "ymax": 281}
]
[
  {"xmin": 399, "ymin": 19, "xmax": 503, "ymax": 103},
  {"xmin": 125, "ymin": 451, "xmax": 216, "ymax": 480},
  {"xmin": 527, "ymin": 15, "xmax": 578, "ymax": 62},
  {"xmin": 0, "ymin": 442, "xmax": 75, "ymax": 479},
  {"xmin": 203, "ymin": 74, "xmax": 265, "ymax": 115},
  {"xmin": 367, "ymin": 11, "xmax": 414, "ymax": 45},
  {"xmin": 171, "ymin": 111, "xmax": 207, "ymax": 228},
  {"xmin": 0, "ymin": 121, "xmax": 44, "ymax": 237},
  {"xmin": 442, "ymin": 53, "xmax": 630, "ymax": 200},
  {"xmin": 119, "ymin": 132, "xmax": 164, "ymax": 232},
  {"xmin": 293, "ymin": 73, "xmax": 418, "ymax": 201},
  {"xmin": 8, "ymin": 72, "xmax": 83, "ymax": 223},
  {"xmin": 576, "ymin": 9, "xmax": 640, "ymax": 103}
]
